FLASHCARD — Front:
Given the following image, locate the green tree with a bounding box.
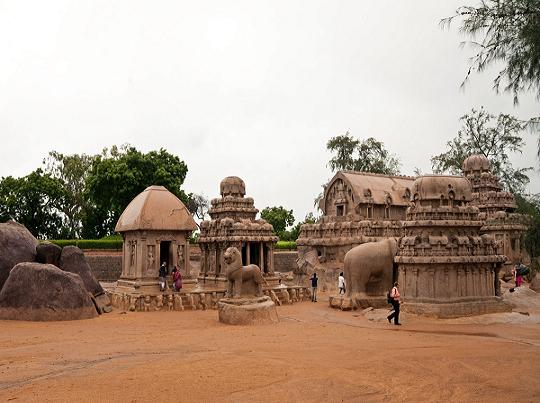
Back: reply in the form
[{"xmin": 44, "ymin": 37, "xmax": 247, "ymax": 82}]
[
  {"xmin": 327, "ymin": 132, "xmax": 401, "ymax": 174},
  {"xmin": 85, "ymin": 145, "xmax": 190, "ymax": 237},
  {"xmin": 0, "ymin": 169, "xmax": 66, "ymax": 239},
  {"xmin": 443, "ymin": 0, "xmax": 540, "ymax": 104},
  {"xmin": 431, "ymin": 108, "xmax": 531, "ymax": 193},
  {"xmin": 43, "ymin": 151, "xmax": 97, "ymax": 238},
  {"xmin": 287, "ymin": 212, "xmax": 319, "ymax": 241},
  {"xmin": 260, "ymin": 206, "xmax": 295, "ymax": 240},
  {"xmin": 515, "ymin": 194, "xmax": 540, "ymax": 270}
]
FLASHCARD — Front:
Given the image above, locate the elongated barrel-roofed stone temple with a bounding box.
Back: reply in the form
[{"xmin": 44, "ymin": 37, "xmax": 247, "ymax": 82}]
[
  {"xmin": 114, "ymin": 185, "xmax": 198, "ymax": 293},
  {"xmin": 394, "ymin": 175, "xmax": 511, "ymax": 317},
  {"xmin": 296, "ymin": 171, "xmax": 415, "ymax": 290}
]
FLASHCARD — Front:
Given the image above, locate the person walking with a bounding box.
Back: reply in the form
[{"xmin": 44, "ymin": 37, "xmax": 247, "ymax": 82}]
[
  {"xmin": 172, "ymin": 266, "xmax": 182, "ymax": 292},
  {"xmin": 310, "ymin": 273, "xmax": 318, "ymax": 302},
  {"xmin": 338, "ymin": 272, "xmax": 346, "ymax": 295},
  {"xmin": 159, "ymin": 262, "xmax": 168, "ymax": 292},
  {"xmin": 387, "ymin": 281, "xmax": 401, "ymax": 325}
]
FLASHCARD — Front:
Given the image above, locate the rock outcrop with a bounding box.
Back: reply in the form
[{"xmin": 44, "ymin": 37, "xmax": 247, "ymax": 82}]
[
  {"xmin": 59, "ymin": 246, "xmax": 111, "ymax": 312},
  {"xmin": 0, "ymin": 262, "xmax": 98, "ymax": 321},
  {"xmin": 59, "ymin": 246, "xmax": 104, "ymax": 296},
  {"xmin": 36, "ymin": 241, "xmax": 62, "ymax": 266},
  {"xmin": 0, "ymin": 221, "xmax": 38, "ymax": 290}
]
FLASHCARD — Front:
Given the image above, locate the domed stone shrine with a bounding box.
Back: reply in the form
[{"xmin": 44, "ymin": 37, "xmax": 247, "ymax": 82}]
[
  {"xmin": 394, "ymin": 175, "xmax": 511, "ymax": 317},
  {"xmin": 115, "ymin": 185, "xmax": 197, "ymax": 293}
]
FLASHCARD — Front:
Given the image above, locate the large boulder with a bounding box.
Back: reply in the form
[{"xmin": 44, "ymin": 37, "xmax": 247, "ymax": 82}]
[
  {"xmin": 0, "ymin": 262, "xmax": 98, "ymax": 321},
  {"xmin": 59, "ymin": 246, "xmax": 104, "ymax": 296},
  {"xmin": 36, "ymin": 241, "xmax": 62, "ymax": 266},
  {"xmin": 59, "ymin": 246, "xmax": 112, "ymax": 313},
  {"xmin": 0, "ymin": 221, "xmax": 38, "ymax": 291},
  {"xmin": 530, "ymin": 273, "xmax": 540, "ymax": 292}
]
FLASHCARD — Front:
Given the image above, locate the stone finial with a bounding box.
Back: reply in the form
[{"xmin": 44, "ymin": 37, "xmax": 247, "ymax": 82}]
[{"xmin": 220, "ymin": 176, "xmax": 246, "ymax": 198}]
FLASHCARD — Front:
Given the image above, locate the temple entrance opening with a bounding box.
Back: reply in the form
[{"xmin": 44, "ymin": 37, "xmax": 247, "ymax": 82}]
[{"xmin": 159, "ymin": 241, "xmax": 171, "ymax": 269}]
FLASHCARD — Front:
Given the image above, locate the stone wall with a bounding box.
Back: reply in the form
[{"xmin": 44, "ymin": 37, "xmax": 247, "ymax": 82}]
[
  {"xmin": 85, "ymin": 251, "xmax": 122, "ymax": 282},
  {"xmin": 274, "ymin": 251, "xmax": 298, "ymax": 273}
]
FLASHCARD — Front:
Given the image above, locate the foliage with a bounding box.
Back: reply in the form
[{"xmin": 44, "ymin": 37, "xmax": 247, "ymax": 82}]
[
  {"xmin": 431, "ymin": 107, "xmax": 531, "ymax": 193},
  {"xmin": 327, "ymin": 132, "xmax": 401, "ymax": 174},
  {"xmin": 186, "ymin": 193, "xmax": 209, "ymax": 222},
  {"xmin": 276, "ymin": 241, "xmax": 297, "ymax": 250},
  {"xmin": 0, "ymin": 169, "xmax": 67, "ymax": 239},
  {"xmin": 515, "ymin": 193, "xmax": 540, "ymax": 259},
  {"xmin": 48, "ymin": 239, "xmax": 123, "ymax": 250},
  {"xmin": 442, "ymin": 0, "xmax": 540, "ymax": 104},
  {"xmin": 85, "ymin": 145, "xmax": 190, "ymax": 237},
  {"xmin": 286, "ymin": 212, "xmax": 319, "ymax": 241},
  {"xmin": 43, "ymin": 150, "xmax": 97, "ymax": 238},
  {"xmin": 261, "ymin": 206, "xmax": 295, "ymax": 240}
]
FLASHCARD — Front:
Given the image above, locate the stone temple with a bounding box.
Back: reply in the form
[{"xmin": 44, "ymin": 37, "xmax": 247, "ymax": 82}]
[
  {"xmin": 114, "ymin": 185, "xmax": 198, "ymax": 293},
  {"xmin": 297, "ymin": 171, "xmax": 415, "ymax": 289},
  {"xmin": 394, "ymin": 175, "xmax": 510, "ymax": 317},
  {"xmin": 199, "ymin": 176, "xmax": 279, "ymax": 283},
  {"xmin": 462, "ymin": 154, "xmax": 529, "ymax": 269}
]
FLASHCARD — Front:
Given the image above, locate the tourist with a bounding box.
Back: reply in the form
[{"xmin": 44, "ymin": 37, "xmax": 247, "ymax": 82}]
[
  {"xmin": 310, "ymin": 272, "xmax": 318, "ymax": 302},
  {"xmin": 159, "ymin": 262, "xmax": 168, "ymax": 291},
  {"xmin": 387, "ymin": 282, "xmax": 401, "ymax": 325},
  {"xmin": 172, "ymin": 266, "xmax": 182, "ymax": 292},
  {"xmin": 338, "ymin": 272, "xmax": 346, "ymax": 294}
]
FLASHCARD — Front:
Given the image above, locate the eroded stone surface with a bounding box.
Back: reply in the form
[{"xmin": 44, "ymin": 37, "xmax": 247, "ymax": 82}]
[
  {"xmin": 218, "ymin": 296, "xmax": 278, "ymax": 325},
  {"xmin": 0, "ymin": 262, "xmax": 97, "ymax": 321},
  {"xmin": 0, "ymin": 221, "xmax": 38, "ymax": 290},
  {"xmin": 36, "ymin": 241, "xmax": 62, "ymax": 266}
]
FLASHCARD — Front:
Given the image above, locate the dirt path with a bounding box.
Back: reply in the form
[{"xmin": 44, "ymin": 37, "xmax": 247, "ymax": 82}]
[{"xmin": 1, "ymin": 294, "xmax": 539, "ymax": 402}]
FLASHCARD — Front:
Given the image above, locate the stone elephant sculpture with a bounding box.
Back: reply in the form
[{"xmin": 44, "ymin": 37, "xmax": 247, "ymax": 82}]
[{"xmin": 344, "ymin": 238, "xmax": 399, "ymax": 300}]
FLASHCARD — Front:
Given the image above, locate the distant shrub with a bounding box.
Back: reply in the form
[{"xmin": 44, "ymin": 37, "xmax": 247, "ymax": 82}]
[
  {"xmin": 48, "ymin": 239, "xmax": 123, "ymax": 250},
  {"xmin": 276, "ymin": 241, "xmax": 297, "ymax": 250}
]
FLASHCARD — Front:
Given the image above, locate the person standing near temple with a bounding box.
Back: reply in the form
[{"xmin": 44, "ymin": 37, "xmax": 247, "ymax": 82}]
[
  {"xmin": 172, "ymin": 266, "xmax": 182, "ymax": 292},
  {"xmin": 338, "ymin": 272, "xmax": 346, "ymax": 295},
  {"xmin": 387, "ymin": 282, "xmax": 401, "ymax": 325},
  {"xmin": 310, "ymin": 272, "xmax": 318, "ymax": 302},
  {"xmin": 159, "ymin": 261, "xmax": 168, "ymax": 291}
]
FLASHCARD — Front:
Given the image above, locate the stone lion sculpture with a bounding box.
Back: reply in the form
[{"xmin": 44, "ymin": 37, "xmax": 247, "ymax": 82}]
[{"xmin": 223, "ymin": 246, "xmax": 264, "ymax": 298}]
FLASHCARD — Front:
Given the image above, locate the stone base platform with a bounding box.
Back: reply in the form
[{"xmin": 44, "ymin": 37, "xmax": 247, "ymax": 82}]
[
  {"xmin": 402, "ymin": 297, "xmax": 512, "ymax": 318},
  {"xmin": 329, "ymin": 295, "xmax": 388, "ymax": 311},
  {"xmin": 218, "ymin": 296, "xmax": 278, "ymax": 325},
  {"xmin": 105, "ymin": 283, "xmax": 311, "ymax": 312}
]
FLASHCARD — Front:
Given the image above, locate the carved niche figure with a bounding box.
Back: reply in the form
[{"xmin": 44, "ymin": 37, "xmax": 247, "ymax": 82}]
[
  {"xmin": 130, "ymin": 241, "xmax": 137, "ymax": 267},
  {"xmin": 174, "ymin": 294, "xmax": 184, "ymax": 311},
  {"xmin": 223, "ymin": 246, "xmax": 265, "ymax": 298},
  {"xmin": 147, "ymin": 245, "xmax": 155, "ymax": 273},
  {"xmin": 155, "ymin": 294, "xmax": 164, "ymax": 311},
  {"xmin": 167, "ymin": 294, "xmax": 174, "ymax": 311},
  {"xmin": 143, "ymin": 295, "xmax": 152, "ymax": 311}
]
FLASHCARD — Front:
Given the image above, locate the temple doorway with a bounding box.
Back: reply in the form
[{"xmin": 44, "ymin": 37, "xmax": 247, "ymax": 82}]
[{"xmin": 160, "ymin": 241, "xmax": 171, "ymax": 270}]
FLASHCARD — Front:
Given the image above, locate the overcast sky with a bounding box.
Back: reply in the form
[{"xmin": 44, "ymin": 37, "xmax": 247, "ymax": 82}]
[{"xmin": 1, "ymin": 1, "xmax": 539, "ymax": 224}]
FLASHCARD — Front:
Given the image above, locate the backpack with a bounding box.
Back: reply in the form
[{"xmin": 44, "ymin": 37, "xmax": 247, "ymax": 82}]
[{"xmin": 387, "ymin": 290, "xmax": 393, "ymax": 304}]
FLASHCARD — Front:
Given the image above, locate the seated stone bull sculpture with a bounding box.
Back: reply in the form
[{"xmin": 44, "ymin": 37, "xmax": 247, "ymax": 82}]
[{"xmin": 223, "ymin": 246, "xmax": 264, "ymax": 298}]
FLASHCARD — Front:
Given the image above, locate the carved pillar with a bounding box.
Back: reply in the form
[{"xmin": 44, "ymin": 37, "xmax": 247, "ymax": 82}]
[
  {"xmin": 269, "ymin": 244, "xmax": 275, "ymax": 275},
  {"xmin": 259, "ymin": 242, "xmax": 265, "ymax": 273},
  {"xmin": 246, "ymin": 241, "xmax": 251, "ymax": 265},
  {"xmin": 184, "ymin": 242, "xmax": 190, "ymax": 278}
]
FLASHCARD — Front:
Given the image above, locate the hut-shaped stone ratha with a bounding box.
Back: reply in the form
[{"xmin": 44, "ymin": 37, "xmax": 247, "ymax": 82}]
[{"xmin": 115, "ymin": 185, "xmax": 197, "ymax": 293}]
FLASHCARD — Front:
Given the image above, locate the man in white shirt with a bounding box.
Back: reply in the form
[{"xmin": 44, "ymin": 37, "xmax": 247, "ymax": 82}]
[{"xmin": 338, "ymin": 272, "xmax": 346, "ymax": 295}]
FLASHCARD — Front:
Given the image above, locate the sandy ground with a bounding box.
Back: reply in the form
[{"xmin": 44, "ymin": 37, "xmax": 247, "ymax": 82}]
[{"xmin": 1, "ymin": 290, "xmax": 539, "ymax": 403}]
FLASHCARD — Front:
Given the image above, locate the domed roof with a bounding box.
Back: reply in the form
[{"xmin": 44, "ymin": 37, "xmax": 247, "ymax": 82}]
[
  {"xmin": 115, "ymin": 186, "xmax": 197, "ymax": 232},
  {"xmin": 462, "ymin": 154, "xmax": 491, "ymax": 173},
  {"xmin": 220, "ymin": 176, "xmax": 245, "ymax": 197},
  {"xmin": 412, "ymin": 175, "xmax": 472, "ymax": 202}
]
